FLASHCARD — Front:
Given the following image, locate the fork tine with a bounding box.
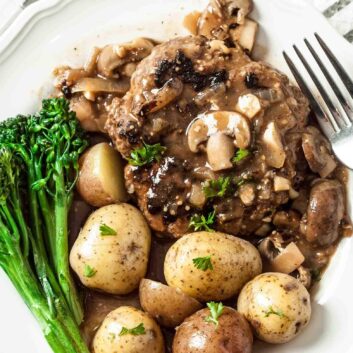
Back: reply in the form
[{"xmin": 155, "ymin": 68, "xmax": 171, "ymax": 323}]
[
  {"xmin": 304, "ymin": 38, "xmax": 353, "ymax": 124},
  {"xmin": 283, "ymin": 51, "xmax": 337, "ymax": 137},
  {"xmin": 315, "ymin": 33, "xmax": 353, "ymax": 98},
  {"xmin": 293, "ymin": 44, "xmax": 345, "ymax": 130}
]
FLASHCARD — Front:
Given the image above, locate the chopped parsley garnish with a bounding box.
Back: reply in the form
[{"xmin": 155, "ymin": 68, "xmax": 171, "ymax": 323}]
[
  {"xmin": 99, "ymin": 223, "xmax": 117, "ymax": 236},
  {"xmin": 264, "ymin": 306, "xmax": 287, "ymax": 319},
  {"xmin": 234, "ymin": 176, "xmax": 247, "ymax": 187},
  {"xmin": 119, "ymin": 323, "xmax": 146, "ymax": 336},
  {"xmin": 205, "ymin": 302, "xmax": 224, "ymax": 326},
  {"xmin": 192, "ymin": 256, "xmax": 214, "ymax": 271},
  {"xmin": 128, "ymin": 142, "xmax": 166, "ymax": 167},
  {"xmin": 108, "ymin": 333, "xmax": 116, "ymax": 341},
  {"xmin": 84, "ymin": 265, "xmax": 97, "ymax": 278},
  {"xmin": 203, "ymin": 177, "xmax": 231, "ymax": 199},
  {"xmin": 232, "ymin": 149, "xmax": 250, "ymax": 164},
  {"xmin": 189, "ymin": 211, "xmax": 216, "ymax": 232}
]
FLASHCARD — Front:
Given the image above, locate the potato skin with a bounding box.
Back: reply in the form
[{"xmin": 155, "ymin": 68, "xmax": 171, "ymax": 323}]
[
  {"xmin": 93, "ymin": 306, "xmax": 164, "ymax": 353},
  {"xmin": 173, "ymin": 307, "xmax": 253, "ymax": 353},
  {"xmin": 237, "ymin": 272, "xmax": 311, "ymax": 344},
  {"xmin": 77, "ymin": 142, "xmax": 128, "ymax": 207},
  {"xmin": 139, "ymin": 279, "xmax": 203, "ymax": 327},
  {"xmin": 70, "ymin": 204, "xmax": 151, "ymax": 294},
  {"xmin": 164, "ymin": 232, "xmax": 262, "ymax": 301}
]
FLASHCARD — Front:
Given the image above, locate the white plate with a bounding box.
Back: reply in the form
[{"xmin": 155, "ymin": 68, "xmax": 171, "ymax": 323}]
[{"xmin": 0, "ymin": 0, "xmax": 352, "ymax": 352}]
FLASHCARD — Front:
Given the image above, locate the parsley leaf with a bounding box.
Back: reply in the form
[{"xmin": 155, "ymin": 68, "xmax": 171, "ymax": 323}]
[
  {"xmin": 189, "ymin": 211, "xmax": 216, "ymax": 232},
  {"xmin": 119, "ymin": 323, "xmax": 146, "ymax": 336},
  {"xmin": 205, "ymin": 302, "xmax": 224, "ymax": 326},
  {"xmin": 203, "ymin": 177, "xmax": 231, "ymax": 199},
  {"xmin": 84, "ymin": 265, "xmax": 97, "ymax": 278},
  {"xmin": 128, "ymin": 142, "xmax": 166, "ymax": 167},
  {"xmin": 264, "ymin": 306, "xmax": 287, "ymax": 318},
  {"xmin": 232, "ymin": 149, "xmax": 250, "ymax": 164},
  {"xmin": 192, "ymin": 256, "xmax": 213, "ymax": 271},
  {"xmin": 233, "ymin": 176, "xmax": 247, "ymax": 187},
  {"xmin": 99, "ymin": 223, "xmax": 117, "ymax": 236}
]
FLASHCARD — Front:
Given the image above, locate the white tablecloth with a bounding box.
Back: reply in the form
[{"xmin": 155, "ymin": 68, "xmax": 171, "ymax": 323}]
[{"xmin": 0, "ymin": 0, "xmax": 352, "ymax": 41}]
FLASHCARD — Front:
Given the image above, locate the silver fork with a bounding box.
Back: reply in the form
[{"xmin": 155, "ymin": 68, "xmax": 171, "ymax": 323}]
[{"xmin": 283, "ymin": 33, "xmax": 353, "ymax": 170}]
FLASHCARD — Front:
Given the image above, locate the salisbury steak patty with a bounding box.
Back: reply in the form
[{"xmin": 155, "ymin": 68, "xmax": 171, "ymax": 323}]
[{"xmin": 106, "ymin": 35, "xmax": 310, "ymax": 238}]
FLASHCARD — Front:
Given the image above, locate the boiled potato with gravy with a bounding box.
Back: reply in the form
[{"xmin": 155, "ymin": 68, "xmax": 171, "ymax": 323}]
[
  {"xmin": 139, "ymin": 279, "xmax": 203, "ymax": 327},
  {"xmin": 70, "ymin": 204, "xmax": 151, "ymax": 294},
  {"xmin": 173, "ymin": 306, "xmax": 253, "ymax": 353},
  {"xmin": 93, "ymin": 306, "xmax": 164, "ymax": 353},
  {"xmin": 77, "ymin": 142, "xmax": 128, "ymax": 207},
  {"xmin": 237, "ymin": 272, "xmax": 311, "ymax": 344},
  {"xmin": 164, "ymin": 232, "xmax": 262, "ymax": 302}
]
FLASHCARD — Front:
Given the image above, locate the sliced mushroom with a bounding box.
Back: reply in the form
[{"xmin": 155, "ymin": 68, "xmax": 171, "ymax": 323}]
[
  {"xmin": 194, "ymin": 83, "xmax": 226, "ymax": 107},
  {"xmin": 53, "ymin": 66, "xmax": 88, "ymax": 87},
  {"xmin": 97, "ymin": 38, "xmax": 154, "ymax": 78},
  {"xmin": 187, "ymin": 111, "xmax": 251, "ymax": 171},
  {"xmin": 262, "ymin": 121, "xmax": 286, "ymax": 168},
  {"xmin": 70, "ymin": 95, "xmax": 98, "ymax": 132},
  {"xmin": 259, "ymin": 236, "xmax": 305, "ymax": 274},
  {"xmin": 231, "ymin": 18, "xmax": 258, "ymax": 52},
  {"xmin": 188, "ymin": 183, "xmax": 207, "ymax": 208},
  {"xmin": 71, "ymin": 77, "xmax": 130, "ymax": 95},
  {"xmin": 140, "ymin": 78, "xmax": 183, "ymax": 115},
  {"xmin": 303, "ymin": 179, "xmax": 344, "ymax": 246},
  {"xmin": 84, "ymin": 47, "xmax": 101, "ymax": 74},
  {"xmin": 197, "ymin": 0, "xmax": 254, "ymax": 41},
  {"xmin": 302, "ymin": 126, "xmax": 337, "ymax": 178},
  {"xmin": 207, "ymin": 133, "xmax": 235, "ymax": 171}
]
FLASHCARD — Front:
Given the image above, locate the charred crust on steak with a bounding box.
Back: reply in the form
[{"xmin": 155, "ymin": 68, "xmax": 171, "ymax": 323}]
[{"xmin": 154, "ymin": 50, "xmax": 228, "ymax": 91}]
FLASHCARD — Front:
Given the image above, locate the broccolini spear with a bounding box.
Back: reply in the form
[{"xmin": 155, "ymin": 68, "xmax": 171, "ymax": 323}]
[
  {"xmin": 0, "ymin": 147, "xmax": 89, "ymax": 353},
  {"xmin": 29, "ymin": 98, "xmax": 88, "ymax": 323},
  {"xmin": 0, "ymin": 98, "xmax": 87, "ymax": 324}
]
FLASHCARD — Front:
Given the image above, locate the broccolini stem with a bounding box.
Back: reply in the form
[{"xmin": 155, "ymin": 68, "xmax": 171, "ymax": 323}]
[
  {"xmin": 54, "ymin": 166, "xmax": 83, "ymax": 325},
  {"xmin": 33, "ymin": 158, "xmax": 56, "ymax": 265}
]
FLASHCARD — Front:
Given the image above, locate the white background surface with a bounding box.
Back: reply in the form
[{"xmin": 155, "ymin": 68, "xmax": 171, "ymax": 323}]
[{"xmin": 0, "ymin": 1, "xmax": 352, "ymax": 353}]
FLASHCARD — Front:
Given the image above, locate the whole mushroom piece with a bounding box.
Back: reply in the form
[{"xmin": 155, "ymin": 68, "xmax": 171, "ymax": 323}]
[
  {"xmin": 302, "ymin": 179, "xmax": 344, "ymax": 246},
  {"xmin": 187, "ymin": 111, "xmax": 251, "ymax": 171},
  {"xmin": 97, "ymin": 37, "xmax": 155, "ymax": 78}
]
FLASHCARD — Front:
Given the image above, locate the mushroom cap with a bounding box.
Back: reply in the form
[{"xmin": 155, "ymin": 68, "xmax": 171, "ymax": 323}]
[{"xmin": 187, "ymin": 110, "xmax": 251, "ymax": 153}]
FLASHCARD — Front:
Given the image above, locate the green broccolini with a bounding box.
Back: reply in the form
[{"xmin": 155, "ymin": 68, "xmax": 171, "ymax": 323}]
[{"xmin": 0, "ymin": 98, "xmax": 89, "ymax": 353}]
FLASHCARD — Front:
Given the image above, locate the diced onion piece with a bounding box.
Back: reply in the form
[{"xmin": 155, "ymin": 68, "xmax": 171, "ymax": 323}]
[
  {"xmin": 236, "ymin": 93, "xmax": 262, "ymax": 119},
  {"xmin": 289, "ymin": 187, "xmax": 300, "ymax": 199},
  {"xmin": 238, "ymin": 19, "xmax": 258, "ymax": 52},
  {"xmin": 273, "ymin": 176, "xmax": 291, "ymax": 192},
  {"xmin": 270, "ymin": 242, "xmax": 305, "ymax": 274},
  {"xmin": 72, "ymin": 77, "xmax": 130, "ymax": 94}
]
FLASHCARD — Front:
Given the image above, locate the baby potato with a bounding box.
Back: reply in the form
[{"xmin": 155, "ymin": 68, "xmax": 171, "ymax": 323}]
[
  {"xmin": 164, "ymin": 232, "xmax": 262, "ymax": 302},
  {"xmin": 70, "ymin": 204, "xmax": 151, "ymax": 294},
  {"xmin": 77, "ymin": 142, "xmax": 128, "ymax": 207},
  {"xmin": 139, "ymin": 279, "xmax": 203, "ymax": 327},
  {"xmin": 93, "ymin": 306, "xmax": 164, "ymax": 353},
  {"xmin": 237, "ymin": 272, "xmax": 311, "ymax": 344},
  {"xmin": 173, "ymin": 306, "xmax": 253, "ymax": 353}
]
